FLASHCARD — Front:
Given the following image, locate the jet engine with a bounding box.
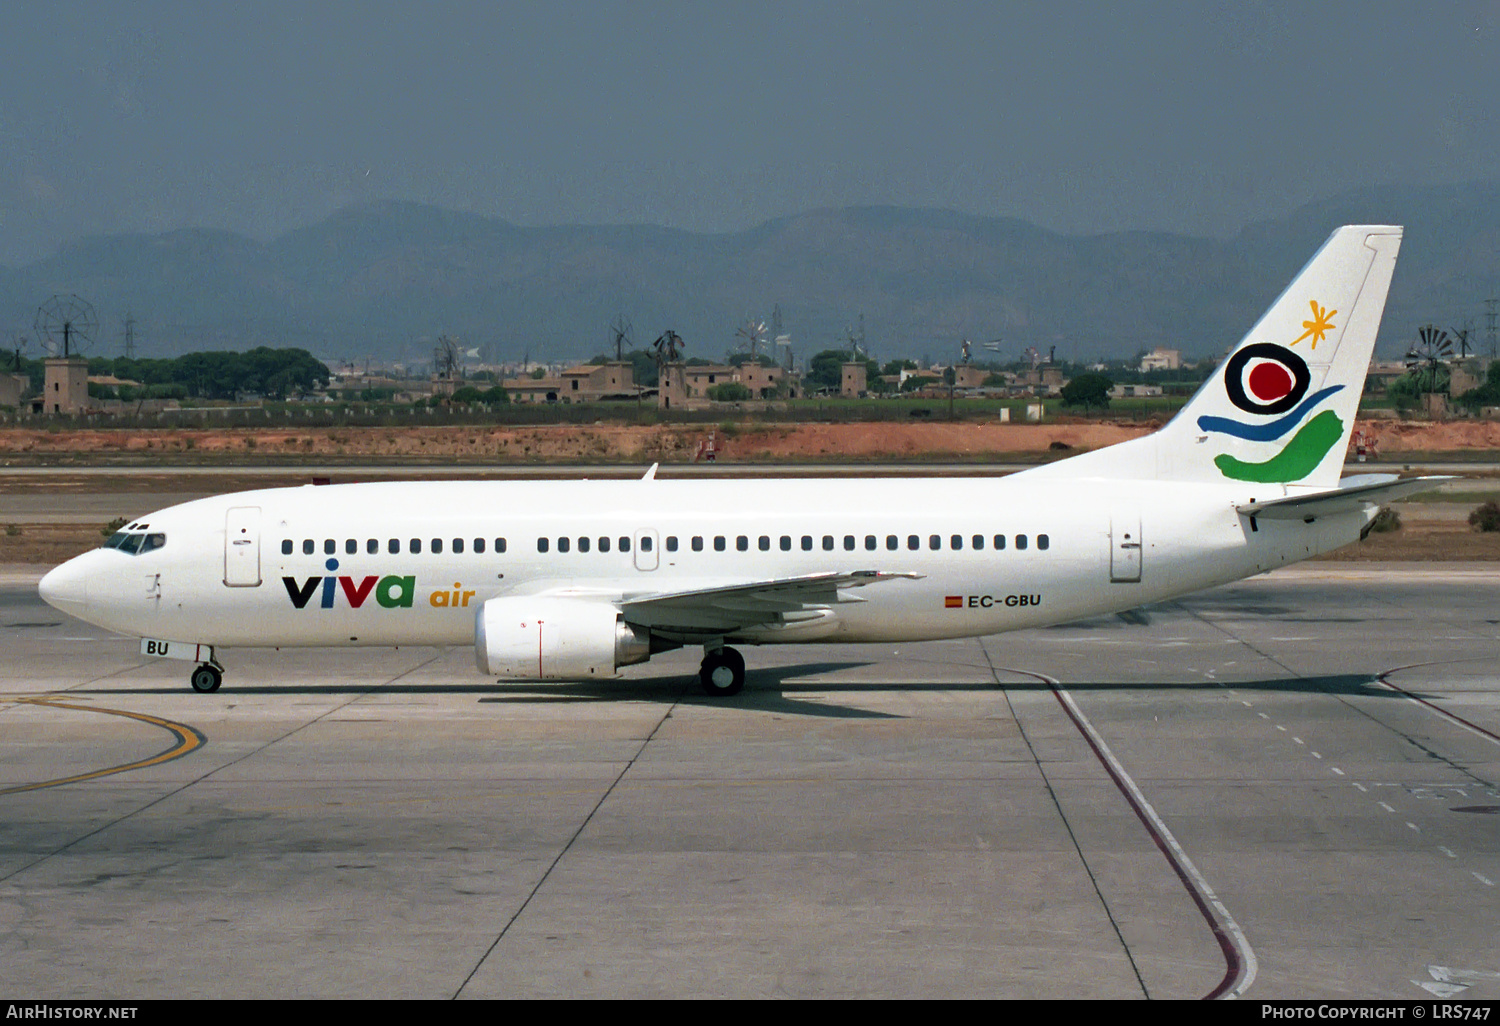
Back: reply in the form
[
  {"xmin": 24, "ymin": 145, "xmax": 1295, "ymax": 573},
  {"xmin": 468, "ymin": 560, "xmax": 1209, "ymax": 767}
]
[{"xmin": 475, "ymin": 596, "xmax": 651, "ymax": 679}]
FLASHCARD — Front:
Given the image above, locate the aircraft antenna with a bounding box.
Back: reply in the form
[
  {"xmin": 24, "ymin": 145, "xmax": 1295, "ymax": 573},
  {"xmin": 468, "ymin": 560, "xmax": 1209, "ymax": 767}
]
[{"xmin": 34, "ymin": 295, "xmax": 98, "ymax": 359}]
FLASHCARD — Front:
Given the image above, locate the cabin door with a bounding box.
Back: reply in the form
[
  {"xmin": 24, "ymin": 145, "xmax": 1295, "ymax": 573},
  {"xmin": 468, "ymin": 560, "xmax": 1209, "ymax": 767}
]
[{"xmin": 224, "ymin": 506, "xmax": 262, "ymax": 587}]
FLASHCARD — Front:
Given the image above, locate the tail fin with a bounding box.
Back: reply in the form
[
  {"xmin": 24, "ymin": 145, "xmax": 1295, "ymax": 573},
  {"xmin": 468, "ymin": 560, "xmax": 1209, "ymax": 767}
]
[{"xmin": 1022, "ymin": 225, "xmax": 1402, "ymax": 487}]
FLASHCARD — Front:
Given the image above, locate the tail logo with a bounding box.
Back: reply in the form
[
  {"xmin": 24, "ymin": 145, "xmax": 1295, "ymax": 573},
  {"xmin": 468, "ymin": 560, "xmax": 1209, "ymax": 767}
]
[
  {"xmin": 1199, "ymin": 329, "xmax": 1345, "ymax": 483},
  {"xmin": 1291, "ymin": 300, "xmax": 1337, "ymax": 348}
]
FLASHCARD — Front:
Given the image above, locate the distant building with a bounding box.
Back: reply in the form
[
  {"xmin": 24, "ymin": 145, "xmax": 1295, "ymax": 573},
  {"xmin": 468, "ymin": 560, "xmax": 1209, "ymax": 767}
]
[
  {"xmin": 1110, "ymin": 384, "xmax": 1163, "ymax": 398},
  {"xmin": 1139, "ymin": 347, "xmax": 1182, "ymax": 372},
  {"xmin": 0, "ymin": 373, "xmax": 27, "ymax": 409},
  {"xmin": 43, "ymin": 357, "xmax": 89, "ymax": 414},
  {"xmin": 504, "ymin": 361, "xmax": 637, "ymax": 404},
  {"xmin": 840, "ymin": 362, "xmax": 867, "ymax": 398}
]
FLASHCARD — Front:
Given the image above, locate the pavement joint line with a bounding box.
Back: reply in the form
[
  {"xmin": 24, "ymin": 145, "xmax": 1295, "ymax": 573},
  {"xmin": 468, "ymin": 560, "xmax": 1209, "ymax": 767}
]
[{"xmin": 452, "ymin": 672, "xmax": 691, "ymax": 999}]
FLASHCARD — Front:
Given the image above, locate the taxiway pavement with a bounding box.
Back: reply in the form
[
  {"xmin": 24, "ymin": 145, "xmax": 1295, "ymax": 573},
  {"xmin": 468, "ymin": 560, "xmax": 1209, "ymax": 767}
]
[{"xmin": 1, "ymin": 563, "xmax": 1497, "ymax": 999}]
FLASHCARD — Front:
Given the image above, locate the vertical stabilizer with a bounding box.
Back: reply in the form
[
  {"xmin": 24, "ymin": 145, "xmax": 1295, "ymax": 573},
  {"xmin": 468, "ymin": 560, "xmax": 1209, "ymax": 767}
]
[{"xmin": 1021, "ymin": 225, "xmax": 1402, "ymax": 487}]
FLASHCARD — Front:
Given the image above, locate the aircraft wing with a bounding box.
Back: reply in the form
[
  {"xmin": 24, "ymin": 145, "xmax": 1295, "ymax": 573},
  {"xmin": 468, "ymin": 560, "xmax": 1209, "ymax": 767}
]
[
  {"xmin": 1237, "ymin": 474, "xmax": 1453, "ymax": 521},
  {"xmin": 619, "ymin": 570, "xmax": 922, "ymax": 634}
]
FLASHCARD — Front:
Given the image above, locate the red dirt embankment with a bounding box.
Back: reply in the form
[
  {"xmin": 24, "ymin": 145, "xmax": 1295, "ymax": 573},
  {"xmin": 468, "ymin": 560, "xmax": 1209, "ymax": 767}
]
[{"xmin": 0, "ymin": 417, "xmax": 1493, "ymax": 463}]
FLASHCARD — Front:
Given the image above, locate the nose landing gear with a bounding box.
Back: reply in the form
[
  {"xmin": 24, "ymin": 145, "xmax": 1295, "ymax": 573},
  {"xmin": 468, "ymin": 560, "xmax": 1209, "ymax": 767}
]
[{"xmin": 189, "ymin": 662, "xmax": 223, "ymax": 693}]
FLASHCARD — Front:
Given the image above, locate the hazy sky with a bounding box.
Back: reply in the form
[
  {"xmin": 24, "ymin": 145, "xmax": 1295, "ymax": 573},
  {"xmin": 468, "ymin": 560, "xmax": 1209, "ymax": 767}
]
[{"xmin": 2, "ymin": 0, "xmax": 1498, "ymax": 265}]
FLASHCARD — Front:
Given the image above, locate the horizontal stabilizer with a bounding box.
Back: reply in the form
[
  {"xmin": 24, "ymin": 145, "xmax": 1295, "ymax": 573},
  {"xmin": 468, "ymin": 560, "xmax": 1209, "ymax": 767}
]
[{"xmin": 1237, "ymin": 475, "xmax": 1453, "ymax": 520}]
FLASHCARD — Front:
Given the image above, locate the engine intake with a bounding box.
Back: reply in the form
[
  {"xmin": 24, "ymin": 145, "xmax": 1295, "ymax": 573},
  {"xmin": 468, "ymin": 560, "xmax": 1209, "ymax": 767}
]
[{"xmin": 475, "ymin": 597, "xmax": 650, "ymax": 679}]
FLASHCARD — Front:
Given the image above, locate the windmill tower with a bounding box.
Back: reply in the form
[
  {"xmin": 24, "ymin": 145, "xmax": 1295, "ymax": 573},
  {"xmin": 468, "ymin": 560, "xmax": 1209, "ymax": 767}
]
[
  {"xmin": 431, "ymin": 336, "xmax": 462, "ymax": 397},
  {"xmin": 652, "ymin": 330, "xmax": 686, "ymax": 410},
  {"xmin": 1404, "ymin": 325, "xmax": 1453, "ymax": 418},
  {"xmin": 35, "ymin": 295, "xmax": 98, "ymax": 415},
  {"xmin": 840, "ymin": 315, "xmax": 868, "ymax": 398}
]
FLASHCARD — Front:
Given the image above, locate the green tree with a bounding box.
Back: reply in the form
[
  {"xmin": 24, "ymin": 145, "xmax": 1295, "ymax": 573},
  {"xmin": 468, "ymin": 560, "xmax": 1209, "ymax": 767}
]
[
  {"xmin": 1060, "ymin": 372, "xmax": 1113, "ymax": 411},
  {"xmin": 708, "ymin": 382, "xmax": 752, "ymax": 402}
]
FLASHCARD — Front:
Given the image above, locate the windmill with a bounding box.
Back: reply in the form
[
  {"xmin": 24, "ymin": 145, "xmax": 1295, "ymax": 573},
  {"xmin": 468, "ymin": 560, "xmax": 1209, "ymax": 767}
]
[
  {"xmin": 843, "ymin": 315, "xmax": 868, "ymax": 362},
  {"xmin": 651, "ymin": 329, "xmax": 684, "ymax": 368},
  {"xmin": 734, "ymin": 318, "xmax": 767, "ymax": 362},
  {"xmin": 609, "ymin": 315, "xmax": 633, "ymax": 362},
  {"xmin": 432, "ymin": 336, "xmax": 463, "ymax": 396},
  {"xmin": 8, "ymin": 333, "xmax": 27, "ymax": 374},
  {"xmin": 34, "ymin": 295, "xmax": 98, "ymax": 359},
  {"xmin": 1404, "ymin": 325, "xmax": 1453, "ymax": 396},
  {"xmin": 651, "ymin": 330, "xmax": 685, "ymax": 409}
]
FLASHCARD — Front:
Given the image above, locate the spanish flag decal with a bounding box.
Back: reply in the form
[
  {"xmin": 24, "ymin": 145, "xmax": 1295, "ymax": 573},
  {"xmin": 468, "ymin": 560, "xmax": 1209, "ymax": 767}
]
[{"xmin": 944, "ymin": 595, "xmax": 963, "ymax": 608}]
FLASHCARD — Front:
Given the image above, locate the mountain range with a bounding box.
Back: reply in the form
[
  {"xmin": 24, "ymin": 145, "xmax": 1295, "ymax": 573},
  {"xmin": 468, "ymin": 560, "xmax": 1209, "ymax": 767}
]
[{"xmin": 3, "ymin": 181, "xmax": 1498, "ymax": 368}]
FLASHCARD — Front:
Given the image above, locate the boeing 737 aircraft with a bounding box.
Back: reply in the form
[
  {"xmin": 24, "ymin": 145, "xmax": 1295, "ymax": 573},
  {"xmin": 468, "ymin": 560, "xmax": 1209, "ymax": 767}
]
[{"xmin": 40, "ymin": 225, "xmax": 1443, "ymax": 696}]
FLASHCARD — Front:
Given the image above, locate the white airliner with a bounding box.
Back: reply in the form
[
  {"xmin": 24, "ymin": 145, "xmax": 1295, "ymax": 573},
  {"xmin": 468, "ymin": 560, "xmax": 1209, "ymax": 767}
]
[{"xmin": 40, "ymin": 225, "xmax": 1443, "ymax": 696}]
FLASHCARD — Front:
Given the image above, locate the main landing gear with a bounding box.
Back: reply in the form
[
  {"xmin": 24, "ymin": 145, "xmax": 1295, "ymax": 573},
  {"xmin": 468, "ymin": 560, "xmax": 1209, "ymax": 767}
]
[
  {"xmin": 190, "ymin": 662, "xmax": 223, "ymax": 693},
  {"xmin": 698, "ymin": 646, "xmax": 745, "ymax": 697}
]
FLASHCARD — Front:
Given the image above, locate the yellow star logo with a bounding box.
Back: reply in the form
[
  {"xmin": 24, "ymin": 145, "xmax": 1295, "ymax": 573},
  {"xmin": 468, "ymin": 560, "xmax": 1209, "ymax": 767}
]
[{"xmin": 1291, "ymin": 300, "xmax": 1337, "ymax": 348}]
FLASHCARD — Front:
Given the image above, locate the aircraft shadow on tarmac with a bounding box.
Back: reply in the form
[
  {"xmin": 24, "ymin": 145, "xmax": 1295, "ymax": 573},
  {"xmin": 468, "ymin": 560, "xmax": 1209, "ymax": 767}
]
[{"xmin": 73, "ymin": 666, "xmax": 1425, "ymax": 722}]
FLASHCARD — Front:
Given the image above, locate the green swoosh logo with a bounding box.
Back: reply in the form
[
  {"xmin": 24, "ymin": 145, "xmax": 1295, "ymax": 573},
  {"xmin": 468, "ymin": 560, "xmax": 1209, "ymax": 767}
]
[{"xmin": 1214, "ymin": 409, "xmax": 1344, "ymax": 483}]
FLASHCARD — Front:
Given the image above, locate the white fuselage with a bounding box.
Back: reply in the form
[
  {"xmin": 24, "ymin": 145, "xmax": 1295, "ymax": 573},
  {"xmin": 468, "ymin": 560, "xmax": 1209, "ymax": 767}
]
[{"xmin": 40, "ymin": 474, "xmax": 1367, "ymax": 655}]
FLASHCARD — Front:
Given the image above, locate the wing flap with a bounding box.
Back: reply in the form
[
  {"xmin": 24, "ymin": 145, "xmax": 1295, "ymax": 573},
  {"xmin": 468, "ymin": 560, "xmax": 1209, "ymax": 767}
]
[{"xmin": 620, "ymin": 570, "xmax": 922, "ymax": 633}]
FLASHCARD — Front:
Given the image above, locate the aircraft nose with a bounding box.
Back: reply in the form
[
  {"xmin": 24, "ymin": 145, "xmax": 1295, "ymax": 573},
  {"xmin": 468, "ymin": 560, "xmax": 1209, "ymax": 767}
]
[{"xmin": 39, "ymin": 558, "xmax": 89, "ymax": 617}]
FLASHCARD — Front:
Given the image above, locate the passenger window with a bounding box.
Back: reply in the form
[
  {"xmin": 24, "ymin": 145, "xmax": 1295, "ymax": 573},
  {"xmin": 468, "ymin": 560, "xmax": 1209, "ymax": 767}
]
[
  {"xmin": 737, "ymin": 535, "xmax": 748, "ymax": 551},
  {"xmin": 496, "ymin": 538, "xmax": 507, "ymax": 553},
  {"xmin": 619, "ymin": 537, "xmax": 630, "ymax": 552},
  {"xmin": 432, "ymin": 538, "xmax": 443, "ymax": 554},
  {"xmin": 474, "ymin": 538, "xmax": 486, "ymax": 554},
  {"xmin": 303, "ymin": 539, "xmax": 314, "ymax": 555},
  {"xmin": 951, "ymin": 535, "xmax": 963, "ymax": 550},
  {"xmin": 759, "ymin": 536, "xmax": 770, "ymax": 551},
  {"xmin": 780, "ymin": 536, "xmax": 791, "ymax": 551},
  {"xmin": 1038, "ymin": 534, "xmax": 1050, "ymax": 550},
  {"xmin": 886, "ymin": 535, "xmax": 898, "ymax": 550},
  {"xmin": 578, "ymin": 536, "xmax": 590, "ymax": 553},
  {"xmin": 822, "ymin": 536, "xmax": 834, "ymax": 551},
  {"xmin": 558, "ymin": 537, "xmax": 570, "ymax": 553},
  {"xmin": 665, "ymin": 536, "xmax": 676, "ymax": 552},
  {"xmin": 599, "ymin": 536, "xmax": 610, "ymax": 553},
  {"xmin": 324, "ymin": 539, "xmax": 335, "ymax": 555},
  {"xmin": 908, "ymin": 535, "xmax": 920, "ymax": 550},
  {"xmin": 865, "ymin": 535, "xmax": 876, "ymax": 551},
  {"xmin": 692, "ymin": 536, "xmax": 704, "ymax": 552},
  {"xmin": 994, "ymin": 535, "xmax": 1006, "ymax": 550},
  {"xmin": 410, "ymin": 538, "xmax": 422, "ymax": 554},
  {"xmin": 973, "ymin": 534, "xmax": 984, "ymax": 550},
  {"xmin": 1016, "ymin": 535, "xmax": 1028, "ymax": 550},
  {"xmin": 453, "ymin": 538, "xmax": 464, "ymax": 554},
  {"xmin": 389, "ymin": 539, "xmax": 400, "ymax": 554},
  {"xmin": 282, "ymin": 539, "xmax": 293, "ymax": 555},
  {"xmin": 714, "ymin": 536, "xmax": 726, "ymax": 552},
  {"xmin": 537, "ymin": 538, "xmax": 549, "ymax": 553},
  {"xmin": 640, "ymin": 535, "xmax": 652, "ymax": 551},
  {"xmin": 367, "ymin": 539, "xmax": 379, "ymax": 554},
  {"xmin": 346, "ymin": 539, "xmax": 357, "ymax": 555},
  {"xmin": 801, "ymin": 535, "xmax": 813, "ymax": 551},
  {"xmin": 929, "ymin": 535, "xmax": 941, "ymax": 550},
  {"xmin": 844, "ymin": 535, "xmax": 855, "ymax": 551}
]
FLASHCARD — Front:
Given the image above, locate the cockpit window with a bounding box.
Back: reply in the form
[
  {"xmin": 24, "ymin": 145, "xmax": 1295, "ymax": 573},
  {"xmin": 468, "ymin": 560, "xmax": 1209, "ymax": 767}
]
[{"xmin": 103, "ymin": 531, "xmax": 166, "ymax": 555}]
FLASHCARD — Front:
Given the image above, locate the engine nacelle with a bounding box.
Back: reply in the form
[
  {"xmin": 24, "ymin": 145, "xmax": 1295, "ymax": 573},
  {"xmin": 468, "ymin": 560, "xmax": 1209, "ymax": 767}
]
[{"xmin": 475, "ymin": 597, "xmax": 651, "ymax": 679}]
